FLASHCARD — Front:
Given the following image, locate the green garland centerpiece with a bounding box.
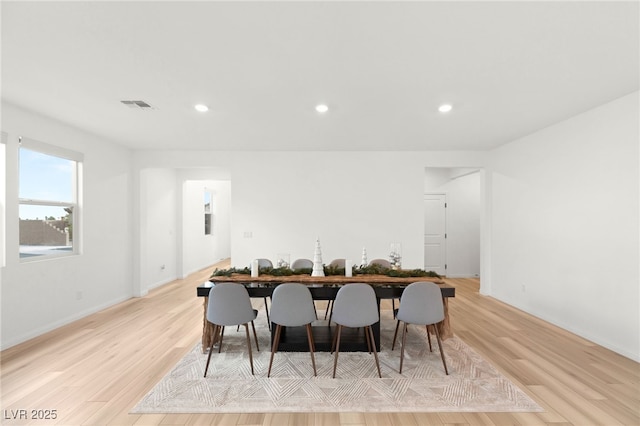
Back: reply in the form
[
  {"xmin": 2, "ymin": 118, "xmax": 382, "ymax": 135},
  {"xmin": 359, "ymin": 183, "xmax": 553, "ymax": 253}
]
[{"xmin": 211, "ymin": 264, "xmax": 440, "ymax": 278}]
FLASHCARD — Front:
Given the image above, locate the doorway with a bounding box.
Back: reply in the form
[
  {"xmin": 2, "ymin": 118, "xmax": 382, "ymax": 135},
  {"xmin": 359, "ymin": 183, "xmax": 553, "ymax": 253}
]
[{"xmin": 424, "ymin": 167, "xmax": 481, "ymax": 278}]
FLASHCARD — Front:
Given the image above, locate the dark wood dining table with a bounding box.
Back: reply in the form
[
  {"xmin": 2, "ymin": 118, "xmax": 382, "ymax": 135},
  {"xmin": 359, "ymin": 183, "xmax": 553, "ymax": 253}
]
[{"xmin": 197, "ymin": 274, "xmax": 454, "ymax": 353}]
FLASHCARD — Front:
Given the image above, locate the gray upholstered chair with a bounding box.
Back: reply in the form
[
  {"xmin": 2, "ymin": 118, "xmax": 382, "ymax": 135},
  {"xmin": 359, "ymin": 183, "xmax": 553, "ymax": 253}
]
[
  {"xmin": 328, "ymin": 258, "xmax": 346, "ymax": 268},
  {"xmin": 392, "ymin": 281, "xmax": 449, "ymax": 375},
  {"xmin": 291, "ymin": 258, "xmax": 313, "ymax": 270},
  {"xmin": 368, "ymin": 258, "xmax": 391, "ymax": 268},
  {"xmin": 254, "ymin": 258, "xmax": 273, "ymax": 329},
  {"xmin": 291, "ymin": 258, "xmax": 319, "ymax": 318},
  {"xmin": 204, "ymin": 283, "xmax": 260, "ymax": 377},
  {"xmin": 369, "ymin": 258, "xmax": 396, "ymax": 315},
  {"xmin": 330, "ymin": 283, "xmax": 382, "ymax": 378},
  {"xmin": 323, "ymin": 259, "xmax": 346, "ymax": 321},
  {"xmin": 267, "ymin": 283, "xmax": 317, "ymax": 377},
  {"xmin": 256, "ymin": 258, "xmax": 273, "ymax": 269}
]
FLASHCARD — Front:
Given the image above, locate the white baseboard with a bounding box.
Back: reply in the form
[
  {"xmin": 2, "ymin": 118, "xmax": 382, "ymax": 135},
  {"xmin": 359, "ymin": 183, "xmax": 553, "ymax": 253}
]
[
  {"xmin": 147, "ymin": 276, "xmax": 177, "ymax": 291},
  {"xmin": 0, "ymin": 294, "xmax": 131, "ymax": 351},
  {"xmin": 446, "ymin": 273, "xmax": 480, "ymax": 278},
  {"xmin": 493, "ymin": 294, "xmax": 639, "ymax": 363}
]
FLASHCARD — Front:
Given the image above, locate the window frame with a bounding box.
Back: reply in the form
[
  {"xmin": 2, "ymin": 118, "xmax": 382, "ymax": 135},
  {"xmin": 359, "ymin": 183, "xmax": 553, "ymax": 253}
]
[
  {"xmin": 1, "ymin": 132, "xmax": 6, "ymax": 267},
  {"xmin": 18, "ymin": 137, "xmax": 83, "ymax": 261}
]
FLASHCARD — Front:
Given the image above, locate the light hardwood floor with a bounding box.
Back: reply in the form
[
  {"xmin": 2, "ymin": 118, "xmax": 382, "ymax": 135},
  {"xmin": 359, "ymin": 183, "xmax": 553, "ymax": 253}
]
[{"xmin": 1, "ymin": 260, "xmax": 638, "ymax": 425}]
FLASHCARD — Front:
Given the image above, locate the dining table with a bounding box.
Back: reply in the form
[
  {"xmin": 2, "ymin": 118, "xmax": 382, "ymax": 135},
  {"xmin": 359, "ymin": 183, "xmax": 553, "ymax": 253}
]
[{"xmin": 197, "ymin": 273, "xmax": 454, "ymax": 353}]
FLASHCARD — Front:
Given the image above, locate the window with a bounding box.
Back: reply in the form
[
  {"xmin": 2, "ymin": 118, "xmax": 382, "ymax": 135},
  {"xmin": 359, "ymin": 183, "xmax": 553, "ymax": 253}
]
[
  {"xmin": 18, "ymin": 137, "xmax": 82, "ymax": 260},
  {"xmin": 204, "ymin": 190, "xmax": 213, "ymax": 235}
]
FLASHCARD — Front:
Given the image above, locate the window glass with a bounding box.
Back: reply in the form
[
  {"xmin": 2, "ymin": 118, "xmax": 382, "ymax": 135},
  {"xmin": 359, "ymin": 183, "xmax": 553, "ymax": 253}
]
[
  {"xmin": 19, "ymin": 148, "xmax": 74, "ymax": 202},
  {"xmin": 19, "ymin": 144, "xmax": 79, "ymax": 260}
]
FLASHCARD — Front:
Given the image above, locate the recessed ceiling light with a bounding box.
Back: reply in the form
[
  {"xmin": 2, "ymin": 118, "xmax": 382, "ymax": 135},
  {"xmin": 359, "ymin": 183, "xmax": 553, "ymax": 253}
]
[
  {"xmin": 194, "ymin": 104, "xmax": 209, "ymax": 112},
  {"xmin": 438, "ymin": 104, "xmax": 453, "ymax": 113},
  {"xmin": 315, "ymin": 104, "xmax": 329, "ymax": 113}
]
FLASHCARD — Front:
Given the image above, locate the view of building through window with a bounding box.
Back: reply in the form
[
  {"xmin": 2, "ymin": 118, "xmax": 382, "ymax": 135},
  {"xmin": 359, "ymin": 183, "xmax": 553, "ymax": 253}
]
[{"xmin": 19, "ymin": 146, "xmax": 77, "ymax": 259}]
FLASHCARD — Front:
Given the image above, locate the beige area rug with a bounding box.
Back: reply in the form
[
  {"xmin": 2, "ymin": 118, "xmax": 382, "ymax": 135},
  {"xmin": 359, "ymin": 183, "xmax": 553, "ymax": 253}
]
[{"xmin": 132, "ymin": 311, "xmax": 542, "ymax": 413}]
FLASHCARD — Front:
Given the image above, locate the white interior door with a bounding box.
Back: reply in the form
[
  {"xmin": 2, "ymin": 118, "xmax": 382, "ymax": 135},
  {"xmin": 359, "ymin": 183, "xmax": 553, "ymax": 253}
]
[{"xmin": 424, "ymin": 194, "xmax": 447, "ymax": 275}]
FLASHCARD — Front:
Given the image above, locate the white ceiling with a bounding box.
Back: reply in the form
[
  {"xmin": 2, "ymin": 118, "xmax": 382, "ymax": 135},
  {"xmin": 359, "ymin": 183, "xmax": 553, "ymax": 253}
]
[{"xmin": 2, "ymin": 1, "xmax": 638, "ymax": 151}]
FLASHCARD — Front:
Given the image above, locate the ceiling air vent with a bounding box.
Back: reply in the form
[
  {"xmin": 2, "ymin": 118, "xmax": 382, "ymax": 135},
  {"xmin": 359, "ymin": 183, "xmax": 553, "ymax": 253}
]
[{"xmin": 120, "ymin": 100, "xmax": 154, "ymax": 109}]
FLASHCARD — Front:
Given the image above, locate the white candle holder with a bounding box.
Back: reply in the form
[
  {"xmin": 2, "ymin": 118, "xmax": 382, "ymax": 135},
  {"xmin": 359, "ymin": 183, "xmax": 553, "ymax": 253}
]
[
  {"xmin": 251, "ymin": 259, "xmax": 259, "ymax": 277},
  {"xmin": 276, "ymin": 253, "xmax": 290, "ymax": 268},
  {"xmin": 389, "ymin": 243, "xmax": 402, "ymax": 270}
]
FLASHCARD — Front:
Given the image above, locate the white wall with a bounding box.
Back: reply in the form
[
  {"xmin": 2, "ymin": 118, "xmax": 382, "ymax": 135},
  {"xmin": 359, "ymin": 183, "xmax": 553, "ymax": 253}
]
[
  {"xmin": 1, "ymin": 102, "xmax": 134, "ymax": 349},
  {"xmin": 140, "ymin": 168, "xmax": 178, "ymax": 290},
  {"xmin": 230, "ymin": 152, "xmax": 426, "ymax": 268},
  {"xmin": 425, "ymin": 168, "xmax": 481, "ymax": 277},
  {"xmin": 489, "ymin": 91, "xmax": 639, "ymax": 361},
  {"xmin": 133, "ymin": 150, "xmax": 488, "ymax": 271},
  {"xmin": 137, "ymin": 167, "xmax": 232, "ymax": 293}
]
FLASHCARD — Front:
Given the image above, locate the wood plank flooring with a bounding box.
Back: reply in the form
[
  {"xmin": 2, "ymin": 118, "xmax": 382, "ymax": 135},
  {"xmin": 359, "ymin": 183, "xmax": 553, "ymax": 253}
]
[{"xmin": 1, "ymin": 261, "xmax": 638, "ymax": 425}]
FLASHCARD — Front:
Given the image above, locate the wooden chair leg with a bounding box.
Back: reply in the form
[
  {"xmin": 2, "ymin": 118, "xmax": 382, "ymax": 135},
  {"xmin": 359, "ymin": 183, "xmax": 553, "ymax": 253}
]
[
  {"xmin": 263, "ymin": 297, "xmax": 271, "ymax": 331},
  {"xmin": 332, "ymin": 324, "xmax": 342, "ymax": 378},
  {"xmin": 364, "ymin": 324, "xmax": 372, "ymax": 353},
  {"xmin": 392, "ymin": 320, "xmax": 401, "ymax": 350},
  {"xmin": 426, "ymin": 325, "xmax": 433, "ymax": 352},
  {"xmin": 306, "ymin": 324, "xmax": 317, "ymax": 376},
  {"xmin": 433, "ymin": 322, "xmax": 449, "ymax": 375},
  {"xmin": 250, "ymin": 320, "xmax": 260, "ymax": 352},
  {"xmin": 367, "ymin": 326, "xmax": 382, "ymax": 378},
  {"xmin": 324, "ymin": 300, "xmax": 332, "ymax": 320},
  {"xmin": 204, "ymin": 324, "xmax": 218, "ymax": 377},
  {"xmin": 324, "ymin": 299, "xmax": 335, "ymax": 324},
  {"xmin": 267, "ymin": 324, "xmax": 282, "ymax": 377},
  {"xmin": 330, "ymin": 324, "xmax": 339, "ymax": 354},
  {"xmin": 399, "ymin": 323, "xmax": 408, "ymax": 374},
  {"xmin": 309, "ymin": 323, "xmax": 316, "ymax": 351},
  {"xmin": 324, "ymin": 299, "xmax": 336, "ymax": 323},
  {"xmin": 218, "ymin": 326, "xmax": 226, "ymax": 353},
  {"xmin": 244, "ymin": 323, "xmax": 254, "ymax": 375}
]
